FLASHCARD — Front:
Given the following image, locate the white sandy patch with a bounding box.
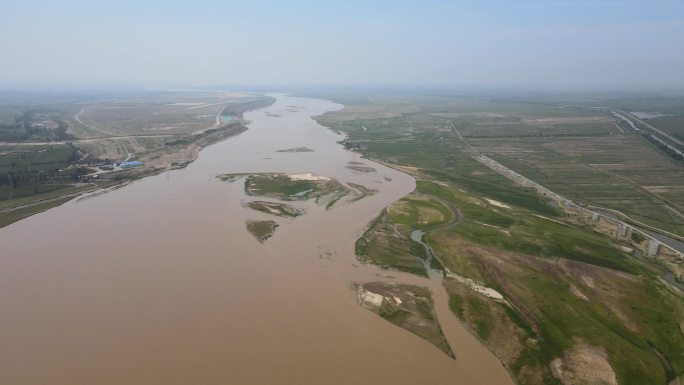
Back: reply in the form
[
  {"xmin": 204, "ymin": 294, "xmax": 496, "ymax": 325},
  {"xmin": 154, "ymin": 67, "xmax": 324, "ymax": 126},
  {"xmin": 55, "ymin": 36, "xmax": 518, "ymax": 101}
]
[
  {"xmin": 618, "ymin": 245, "xmax": 633, "ymax": 253},
  {"xmin": 445, "ymin": 269, "xmax": 505, "ymax": 300},
  {"xmin": 475, "ymin": 221, "xmax": 511, "ymax": 236},
  {"xmin": 484, "ymin": 198, "xmax": 510, "ymax": 209},
  {"xmin": 551, "ymin": 344, "xmax": 617, "ymax": 385},
  {"xmin": 581, "ymin": 276, "xmax": 595, "ymax": 288},
  {"xmin": 533, "ymin": 214, "xmax": 568, "ymax": 226},
  {"xmin": 389, "ymin": 208, "xmax": 410, "ymax": 216},
  {"xmin": 570, "ymin": 284, "xmax": 588, "ymax": 301},
  {"xmin": 359, "ymin": 289, "xmax": 384, "ymax": 307},
  {"xmin": 468, "ymin": 197, "xmax": 485, "ymax": 206},
  {"xmin": 288, "ymin": 172, "xmax": 331, "ymax": 181}
]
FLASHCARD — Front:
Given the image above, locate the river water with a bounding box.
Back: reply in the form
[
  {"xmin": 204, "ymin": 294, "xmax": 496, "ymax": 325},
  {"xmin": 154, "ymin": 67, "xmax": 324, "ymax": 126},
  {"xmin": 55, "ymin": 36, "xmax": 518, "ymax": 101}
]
[{"xmin": 0, "ymin": 94, "xmax": 512, "ymax": 385}]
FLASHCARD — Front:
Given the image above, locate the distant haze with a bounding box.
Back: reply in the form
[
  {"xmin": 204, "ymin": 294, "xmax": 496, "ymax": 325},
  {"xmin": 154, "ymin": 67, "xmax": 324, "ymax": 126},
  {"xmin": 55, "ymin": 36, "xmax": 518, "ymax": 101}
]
[{"xmin": 2, "ymin": 0, "xmax": 684, "ymax": 90}]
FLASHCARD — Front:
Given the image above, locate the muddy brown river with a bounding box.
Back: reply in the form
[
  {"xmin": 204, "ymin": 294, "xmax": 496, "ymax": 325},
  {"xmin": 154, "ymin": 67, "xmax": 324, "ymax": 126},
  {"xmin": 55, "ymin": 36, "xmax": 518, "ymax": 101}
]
[{"xmin": 0, "ymin": 94, "xmax": 513, "ymax": 385}]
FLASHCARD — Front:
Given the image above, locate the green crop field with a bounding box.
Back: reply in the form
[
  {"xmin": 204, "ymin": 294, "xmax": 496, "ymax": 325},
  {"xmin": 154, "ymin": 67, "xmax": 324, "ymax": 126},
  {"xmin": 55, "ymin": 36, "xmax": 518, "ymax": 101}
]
[
  {"xmin": 313, "ymin": 91, "xmax": 684, "ymax": 385},
  {"xmin": 315, "ymin": 92, "xmax": 684, "ymax": 236}
]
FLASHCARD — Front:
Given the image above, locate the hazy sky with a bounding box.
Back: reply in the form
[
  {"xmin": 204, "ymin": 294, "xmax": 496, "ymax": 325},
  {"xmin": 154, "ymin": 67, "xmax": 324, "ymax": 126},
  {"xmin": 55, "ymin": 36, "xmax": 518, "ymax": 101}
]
[{"xmin": 1, "ymin": 0, "xmax": 683, "ymax": 90}]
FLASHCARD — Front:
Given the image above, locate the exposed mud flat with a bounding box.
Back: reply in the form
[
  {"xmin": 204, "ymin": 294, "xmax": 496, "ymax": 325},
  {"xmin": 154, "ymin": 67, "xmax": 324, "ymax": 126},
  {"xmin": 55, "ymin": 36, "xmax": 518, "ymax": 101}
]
[
  {"xmin": 277, "ymin": 146, "xmax": 314, "ymax": 153},
  {"xmin": 0, "ymin": 94, "xmax": 512, "ymax": 385},
  {"xmin": 347, "ymin": 163, "xmax": 377, "ymax": 173},
  {"xmin": 246, "ymin": 200, "xmax": 303, "ymax": 218}
]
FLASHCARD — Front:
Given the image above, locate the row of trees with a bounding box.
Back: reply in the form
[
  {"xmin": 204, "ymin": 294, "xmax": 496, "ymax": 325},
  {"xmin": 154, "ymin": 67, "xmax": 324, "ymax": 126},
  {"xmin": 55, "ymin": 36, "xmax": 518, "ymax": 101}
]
[
  {"xmin": 0, "ymin": 167, "xmax": 92, "ymax": 187},
  {"xmin": 0, "ymin": 110, "xmax": 74, "ymax": 141},
  {"xmin": 640, "ymin": 132, "xmax": 684, "ymax": 162}
]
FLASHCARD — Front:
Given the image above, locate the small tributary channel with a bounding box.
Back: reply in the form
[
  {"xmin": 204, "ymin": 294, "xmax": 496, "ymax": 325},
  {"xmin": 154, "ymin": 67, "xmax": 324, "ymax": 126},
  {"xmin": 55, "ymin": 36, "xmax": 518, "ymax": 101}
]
[{"xmin": 411, "ymin": 229, "xmax": 444, "ymax": 280}]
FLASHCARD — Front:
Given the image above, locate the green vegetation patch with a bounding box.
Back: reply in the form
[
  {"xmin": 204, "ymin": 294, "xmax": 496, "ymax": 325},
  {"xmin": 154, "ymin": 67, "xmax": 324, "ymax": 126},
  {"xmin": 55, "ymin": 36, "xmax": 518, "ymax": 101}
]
[
  {"xmin": 418, "ymin": 180, "xmax": 639, "ymax": 273},
  {"xmin": 246, "ymin": 220, "xmax": 279, "ymax": 243},
  {"xmin": 220, "ymin": 172, "xmax": 376, "ymax": 209},
  {"xmin": 0, "ymin": 143, "xmax": 98, "ymax": 226},
  {"xmin": 0, "ymin": 195, "xmax": 75, "ymax": 228},
  {"xmin": 355, "ymin": 209, "xmax": 428, "ymax": 277},
  {"xmin": 387, "ymin": 194, "xmax": 453, "ymax": 230},
  {"xmin": 314, "ymin": 92, "xmax": 684, "ymax": 385},
  {"xmin": 0, "ymin": 144, "xmax": 86, "ymax": 201},
  {"xmin": 358, "ymin": 282, "xmax": 453, "ymax": 356},
  {"xmin": 244, "ymin": 173, "xmax": 349, "ymax": 202},
  {"xmin": 352, "ymin": 191, "xmax": 456, "ymax": 277},
  {"xmin": 315, "ymin": 92, "xmax": 684, "ymax": 235},
  {"xmin": 417, "ymin": 178, "xmax": 684, "ymax": 385},
  {"xmin": 441, "ymin": 239, "xmax": 684, "ymax": 385}
]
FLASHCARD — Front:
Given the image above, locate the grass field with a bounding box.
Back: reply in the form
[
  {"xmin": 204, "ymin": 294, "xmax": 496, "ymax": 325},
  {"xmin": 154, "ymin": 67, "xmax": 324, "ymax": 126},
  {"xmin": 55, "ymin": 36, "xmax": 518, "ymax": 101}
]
[
  {"xmin": 355, "ymin": 209, "xmax": 429, "ymax": 277},
  {"xmin": 355, "ymin": 176, "xmax": 684, "ymax": 385},
  {"xmin": 314, "ymin": 91, "xmax": 684, "ymax": 385},
  {"xmin": 315, "ymin": 93, "xmax": 684, "ymax": 236},
  {"xmin": 0, "ymin": 141, "xmax": 120, "ymax": 229},
  {"xmin": 648, "ymin": 116, "xmax": 684, "ymax": 141}
]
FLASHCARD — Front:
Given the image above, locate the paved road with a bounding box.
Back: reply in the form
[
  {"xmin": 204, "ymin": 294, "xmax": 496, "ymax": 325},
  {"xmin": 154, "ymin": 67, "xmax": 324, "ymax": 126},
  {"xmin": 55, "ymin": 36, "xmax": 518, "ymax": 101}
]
[{"xmin": 617, "ymin": 109, "xmax": 684, "ymax": 147}]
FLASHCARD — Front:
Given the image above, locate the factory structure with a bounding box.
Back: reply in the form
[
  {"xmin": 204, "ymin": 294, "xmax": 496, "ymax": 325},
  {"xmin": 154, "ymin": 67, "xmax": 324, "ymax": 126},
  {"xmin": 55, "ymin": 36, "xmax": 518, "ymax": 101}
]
[{"xmin": 118, "ymin": 160, "xmax": 144, "ymax": 170}]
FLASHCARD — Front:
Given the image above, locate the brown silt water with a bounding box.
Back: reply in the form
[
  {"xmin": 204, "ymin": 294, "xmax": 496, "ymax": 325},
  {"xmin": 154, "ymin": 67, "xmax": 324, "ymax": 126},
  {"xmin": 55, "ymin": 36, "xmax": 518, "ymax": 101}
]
[{"xmin": 0, "ymin": 94, "xmax": 513, "ymax": 385}]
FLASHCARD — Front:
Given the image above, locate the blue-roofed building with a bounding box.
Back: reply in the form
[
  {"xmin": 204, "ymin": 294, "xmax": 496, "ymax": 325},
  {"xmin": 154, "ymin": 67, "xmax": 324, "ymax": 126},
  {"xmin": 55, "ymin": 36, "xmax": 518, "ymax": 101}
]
[{"xmin": 119, "ymin": 161, "xmax": 144, "ymax": 169}]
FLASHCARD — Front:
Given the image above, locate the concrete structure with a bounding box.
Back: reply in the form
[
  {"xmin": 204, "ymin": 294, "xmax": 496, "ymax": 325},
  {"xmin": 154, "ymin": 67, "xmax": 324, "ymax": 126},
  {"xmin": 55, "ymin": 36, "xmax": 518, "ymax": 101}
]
[
  {"xmin": 618, "ymin": 223, "xmax": 628, "ymax": 238},
  {"xmin": 648, "ymin": 240, "xmax": 661, "ymax": 257}
]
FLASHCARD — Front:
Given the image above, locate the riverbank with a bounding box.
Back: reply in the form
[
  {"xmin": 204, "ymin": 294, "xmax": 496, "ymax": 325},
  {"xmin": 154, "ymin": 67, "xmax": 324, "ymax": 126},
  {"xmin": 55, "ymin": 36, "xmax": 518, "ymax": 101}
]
[
  {"xmin": 0, "ymin": 94, "xmax": 514, "ymax": 385},
  {"xmin": 312, "ymin": 93, "xmax": 684, "ymax": 385},
  {"xmin": 0, "ymin": 97, "xmax": 274, "ymax": 229}
]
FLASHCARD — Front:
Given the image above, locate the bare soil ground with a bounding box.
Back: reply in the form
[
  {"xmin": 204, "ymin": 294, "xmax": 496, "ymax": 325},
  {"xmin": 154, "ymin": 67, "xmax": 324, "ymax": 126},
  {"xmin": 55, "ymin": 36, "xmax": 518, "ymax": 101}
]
[{"xmin": 550, "ymin": 344, "xmax": 618, "ymax": 385}]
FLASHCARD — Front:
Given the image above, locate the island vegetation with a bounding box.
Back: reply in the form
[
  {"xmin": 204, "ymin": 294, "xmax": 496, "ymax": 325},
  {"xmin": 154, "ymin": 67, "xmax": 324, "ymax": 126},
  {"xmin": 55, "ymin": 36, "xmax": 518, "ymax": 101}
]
[
  {"xmin": 246, "ymin": 219, "xmax": 279, "ymax": 242},
  {"xmin": 276, "ymin": 147, "xmax": 314, "ymax": 153},
  {"xmin": 357, "ymin": 282, "xmax": 453, "ymax": 357}
]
